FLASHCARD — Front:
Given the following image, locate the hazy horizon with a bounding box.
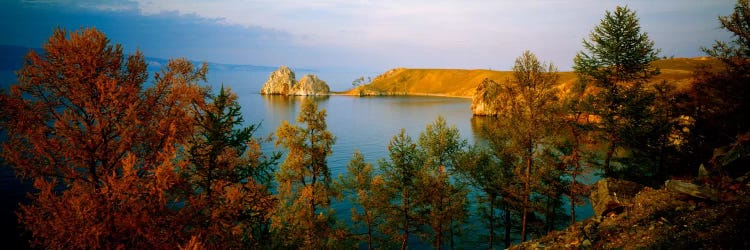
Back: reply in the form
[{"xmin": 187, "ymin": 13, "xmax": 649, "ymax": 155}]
[{"xmin": 0, "ymin": 0, "xmax": 735, "ymax": 72}]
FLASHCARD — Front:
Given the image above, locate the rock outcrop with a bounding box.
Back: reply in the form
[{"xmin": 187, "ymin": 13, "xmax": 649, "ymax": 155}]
[
  {"xmin": 289, "ymin": 74, "xmax": 329, "ymax": 96},
  {"xmin": 471, "ymin": 78, "xmax": 501, "ymax": 116},
  {"xmin": 260, "ymin": 66, "xmax": 330, "ymax": 96},
  {"xmin": 589, "ymin": 178, "xmax": 644, "ymax": 217},
  {"xmin": 260, "ymin": 66, "xmax": 296, "ymax": 95}
]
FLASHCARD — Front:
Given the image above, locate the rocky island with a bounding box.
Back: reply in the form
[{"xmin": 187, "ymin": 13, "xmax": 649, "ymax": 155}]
[{"xmin": 260, "ymin": 66, "xmax": 330, "ymax": 96}]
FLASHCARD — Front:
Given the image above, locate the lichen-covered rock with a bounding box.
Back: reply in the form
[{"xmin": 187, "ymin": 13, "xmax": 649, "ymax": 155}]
[
  {"xmin": 589, "ymin": 178, "xmax": 644, "ymax": 217},
  {"xmin": 471, "ymin": 78, "xmax": 501, "ymax": 116},
  {"xmin": 289, "ymin": 74, "xmax": 329, "ymax": 96},
  {"xmin": 260, "ymin": 66, "xmax": 296, "ymax": 95}
]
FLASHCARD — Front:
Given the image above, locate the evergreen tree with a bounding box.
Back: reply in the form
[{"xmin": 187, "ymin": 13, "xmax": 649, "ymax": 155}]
[
  {"xmin": 492, "ymin": 51, "xmax": 560, "ymax": 242},
  {"xmin": 416, "ymin": 116, "xmax": 469, "ymax": 249},
  {"xmin": 181, "ymin": 86, "xmax": 280, "ymax": 248},
  {"xmin": 336, "ymin": 150, "xmax": 383, "ymax": 249},
  {"xmin": 687, "ymin": 0, "xmax": 750, "ymax": 177},
  {"xmin": 271, "ymin": 99, "xmax": 337, "ymax": 248},
  {"xmin": 573, "ymin": 6, "xmax": 661, "ymax": 179},
  {"xmin": 376, "ymin": 129, "xmax": 424, "ymax": 250}
]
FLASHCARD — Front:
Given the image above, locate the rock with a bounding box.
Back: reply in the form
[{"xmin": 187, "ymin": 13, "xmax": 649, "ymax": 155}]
[
  {"xmin": 664, "ymin": 180, "xmax": 719, "ymax": 201},
  {"xmin": 260, "ymin": 66, "xmax": 330, "ymax": 96},
  {"xmin": 589, "ymin": 178, "xmax": 644, "ymax": 217},
  {"xmin": 260, "ymin": 66, "xmax": 296, "ymax": 95},
  {"xmin": 289, "ymin": 74, "xmax": 329, "ymax": 96},
  {"xmin": 471, "ymin": 78, "xmax": 501, "ymax": 116}
]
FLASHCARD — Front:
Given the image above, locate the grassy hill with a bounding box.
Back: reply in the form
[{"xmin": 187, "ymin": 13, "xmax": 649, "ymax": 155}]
[{"xmin": 345, "ymin": 57, "xmax": 723, "ymax": 98}]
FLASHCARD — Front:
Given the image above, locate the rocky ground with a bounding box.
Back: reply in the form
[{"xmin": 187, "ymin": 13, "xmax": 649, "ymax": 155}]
[{"xmin": 512, "ymin": 176, "xmax": 750, "ymax": 249}]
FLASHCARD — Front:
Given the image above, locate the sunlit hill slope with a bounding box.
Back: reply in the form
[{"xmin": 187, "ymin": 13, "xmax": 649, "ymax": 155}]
[{"xmin": 344, "ymin": 57, "xmax": 723, "ymax": 98}]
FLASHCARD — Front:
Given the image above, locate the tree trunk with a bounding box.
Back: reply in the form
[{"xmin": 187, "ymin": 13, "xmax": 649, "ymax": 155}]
[
  {"xmin": 402, "ymin": 189, "xmax": 409, "ymax": 250},
  {"xmin": 571, "ymin": 163, "xmax": 577, "ymax": 225},
  {"xmin": 504, "ymin": 204, "xmax": 511, "ymax": 248},
  {"xmin": 488, "ymin": 194, "xmax": 495, "ymax": 250},
  {"xmin": 521, "ymin": 143, "xmax": 531, "ymax": 242},
  {"xmin": 603, "ymin": 137, "xmax": 615, "ymax": 177}
]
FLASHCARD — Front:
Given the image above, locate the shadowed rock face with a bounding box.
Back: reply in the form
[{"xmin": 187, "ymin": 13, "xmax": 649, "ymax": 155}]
[
  {"xmin": 260, "ymin": 66, "xmax": 330, "ymax": 96},
  {"xmin": 471, "ymin": 78, "xmax": 501, "ymax": 116}
]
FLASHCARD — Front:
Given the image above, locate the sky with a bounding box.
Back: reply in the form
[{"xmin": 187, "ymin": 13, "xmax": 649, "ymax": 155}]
[{"xmin": 0, "ymin": 0, "xmax": 736, "ymax": 72}]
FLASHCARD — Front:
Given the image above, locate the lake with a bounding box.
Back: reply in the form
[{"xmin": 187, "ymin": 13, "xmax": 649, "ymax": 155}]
[{"xmin": 0, "ymin": 69, "xmax": 593, "ymax": 248}]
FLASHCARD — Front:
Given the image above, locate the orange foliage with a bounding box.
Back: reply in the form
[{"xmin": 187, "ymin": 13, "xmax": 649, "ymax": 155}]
[{"xmin": 1, "ymin": 28, "xmax": 206, "ymax": 248}]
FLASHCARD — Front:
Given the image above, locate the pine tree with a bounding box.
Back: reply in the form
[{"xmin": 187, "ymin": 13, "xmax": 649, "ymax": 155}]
[
  {"xmin": 573, "ymin": 6, "xmax": 661, "ymax": 179},
  {"xmin": 416, "ymin": 116, "xmax": 468, "ymax": 249},
  {"xmin": 181, "ymin": 86, "xmax": 280, "ymax": 247},
  {"xmin": 376, "ymin": 129, "xmax": 424, "ymax": 250},
  {"xmin": 272, "ymin": 99, "xmax": 337, "ymax": 248},
  {"xmin": 492, "ymin": 51, "xmax": 560, "ymax": 242},
  {"xmin": 336, "ymin": 150, "xmax": 382, "ymax": 249}
]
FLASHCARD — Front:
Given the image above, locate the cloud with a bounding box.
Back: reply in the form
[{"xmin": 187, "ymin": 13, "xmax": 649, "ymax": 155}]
[{"xmin": 1, "ymin": 0, "xmax": 737, "ymax": 70}]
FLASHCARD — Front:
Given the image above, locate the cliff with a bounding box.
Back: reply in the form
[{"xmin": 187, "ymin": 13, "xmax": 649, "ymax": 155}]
[
  {"xmin": 260, "ymin": 66, "xmax": 296, "ymax": 95},
  {"xmin": 290, "ymin": 74, "xmax": 329, "ymax": 96},
  {"xmin": 471, "ymin": 78, "xmax": 502, "ymax": 116},
  {"xmin": 260, "ymin": 66, "xmax": 330, "ymax": 96}
]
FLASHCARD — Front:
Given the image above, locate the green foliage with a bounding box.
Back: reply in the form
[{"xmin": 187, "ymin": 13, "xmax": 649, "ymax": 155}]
[
  {"xmin": 416, "ymin": 116, "xmax": 469, "ymax": 249},
  {"xmin": 573, "ymin": 6, "xmax": 662, "ymax": 181},
  {"xmin": 491, "ymin": 50, "xmax": 561, "ymax": 242},
  {"xmin": 376, "ymin": 129, "xmax": 424, "ymax": 249},
  {"xmin": 181, "ymin": 85, "xmax": 280, "ymax": 248},
  {"xmin": 272, "ymin": 99, "xmax": 338, "ymax": 248},
  {"xmin": 336, "ymin": 150, "xmax": 383, "ymax": 249}
]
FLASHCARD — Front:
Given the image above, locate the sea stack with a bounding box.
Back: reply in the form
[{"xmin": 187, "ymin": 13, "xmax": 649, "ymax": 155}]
[{"xmin": 260, "ymin": 66, "xmax": 330, "ymax": 96}]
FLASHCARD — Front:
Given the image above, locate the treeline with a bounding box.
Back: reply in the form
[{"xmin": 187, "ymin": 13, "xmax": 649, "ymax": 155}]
[{"xmin": 2, "ymin": 2, "xmax": 750, "ymax": 249}]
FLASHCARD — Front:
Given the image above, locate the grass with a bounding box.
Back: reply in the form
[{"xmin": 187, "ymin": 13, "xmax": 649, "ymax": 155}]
[{"xmin": 344, "ymin": 57, "xmax": 723, "ymax": 98}]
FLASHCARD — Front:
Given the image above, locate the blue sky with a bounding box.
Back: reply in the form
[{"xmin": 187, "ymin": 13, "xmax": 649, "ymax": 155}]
[{"xmin": 0, "ymin": 0, "xmax": 735, "ymax": 72}]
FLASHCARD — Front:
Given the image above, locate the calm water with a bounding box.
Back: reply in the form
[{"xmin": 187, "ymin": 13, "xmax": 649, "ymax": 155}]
[{"xmin": 0, "ymin": 70, "xmax": 593, "ymax": 248}]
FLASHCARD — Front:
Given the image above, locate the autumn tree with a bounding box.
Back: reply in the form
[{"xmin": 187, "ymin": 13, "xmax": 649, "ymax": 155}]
[
  {"xmin": 686, "ymin": 0, "xmax": 750, "ymax": 177},
  {"xmin": 376, "ymin": 129, "xmax": 424, "ymax": 250},
  {"xmin": 492, "ymin": 51, "xmax": 560, "ymax": 242},
  {"xmin": 336, "ymin": 150, "xmax": 383, "ymax": 250},
  {"xmin": 551, "ymin": 78, "xmax": 598, "ymax": 225},
  {"xmin": 180, "ymin": 85, "xmax": 279, "ymax": 248},
  {"xmin": 573, "ymin": 6, "xmax": 661, "ymax": 179},
  {"xmin": 272, "ymin": 99, "xmax": 338, "ymax": 248},
  {"xmin": 415, "ymin": 116, "xmax": 469, "ymax": 249},
  {"xmin": 0, "ymin": 28, "xmax": 207, "ymax": 248}
]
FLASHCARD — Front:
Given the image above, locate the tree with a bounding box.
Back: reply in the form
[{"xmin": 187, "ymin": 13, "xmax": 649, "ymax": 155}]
[
  {"xmin": 454, "ymin": 144, "xmax": 518, "ymax": 249},
  {"xmin": 573, "ymin": 6, "xmax": 661, "ymax": 179},
  {"xmin": 376, "ymin": 129, "xmax": 424, "ymax": 250},
  {"xmin": 180, "ymin": 85, "xmax": 280, "ymax": 248},
  {"xmin": 352, "ymin": 76, "xmax": 366, "ymax": 87},
  {"xmin": 336, "ymin": 150, "xmax": 382, "ymax": 250},
  {"xmin": 492, "ymin": 51, "xmax": 560, "ymax": 242},
  {"xmin": 271, "ymin": 99, "xmax": 338, "ymax": 248},
  {"xmin": 416, "ymin": 116, "xmax": 468, "ymax": 249},
  {"xmin": 686, "ymin": 0, "xmax": 750, "ymax": 177},
  {"xmin": 557, "ymin": 80, "xmax": 595, "ymax": 225},
  {"xmin": 0, "ymin": 28, "xmax": 206, "ymax": 248}
]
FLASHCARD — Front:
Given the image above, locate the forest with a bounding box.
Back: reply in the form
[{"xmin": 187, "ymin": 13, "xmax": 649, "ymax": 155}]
[{"xmin": 1, "ymin": 1, "xmax": 749, "ymax": 249}]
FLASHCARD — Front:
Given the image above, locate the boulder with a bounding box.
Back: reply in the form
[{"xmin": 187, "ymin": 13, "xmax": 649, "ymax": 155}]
[
  {"xmin": 665, "ymin": 180, "xmax": 719, "ymax": 201},
  {"xmin": 471, "ymin": 78, "xmax": 501, "ymax": 116},
  {"xmin": 290, "ymin": 74, "xmax": 330, "ymax": 96},
  {"xmin": 589, "ymin": 178, "xmax": 644, "ymax": 217},
  {"xmin": 260, "ymin": 66, "xmax": 296, "ymax": 95}
]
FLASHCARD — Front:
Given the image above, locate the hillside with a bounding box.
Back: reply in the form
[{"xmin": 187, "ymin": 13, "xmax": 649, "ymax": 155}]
[{"xmin": 345, "ymin": 57, "xmax": 723, "ymax": 98}]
